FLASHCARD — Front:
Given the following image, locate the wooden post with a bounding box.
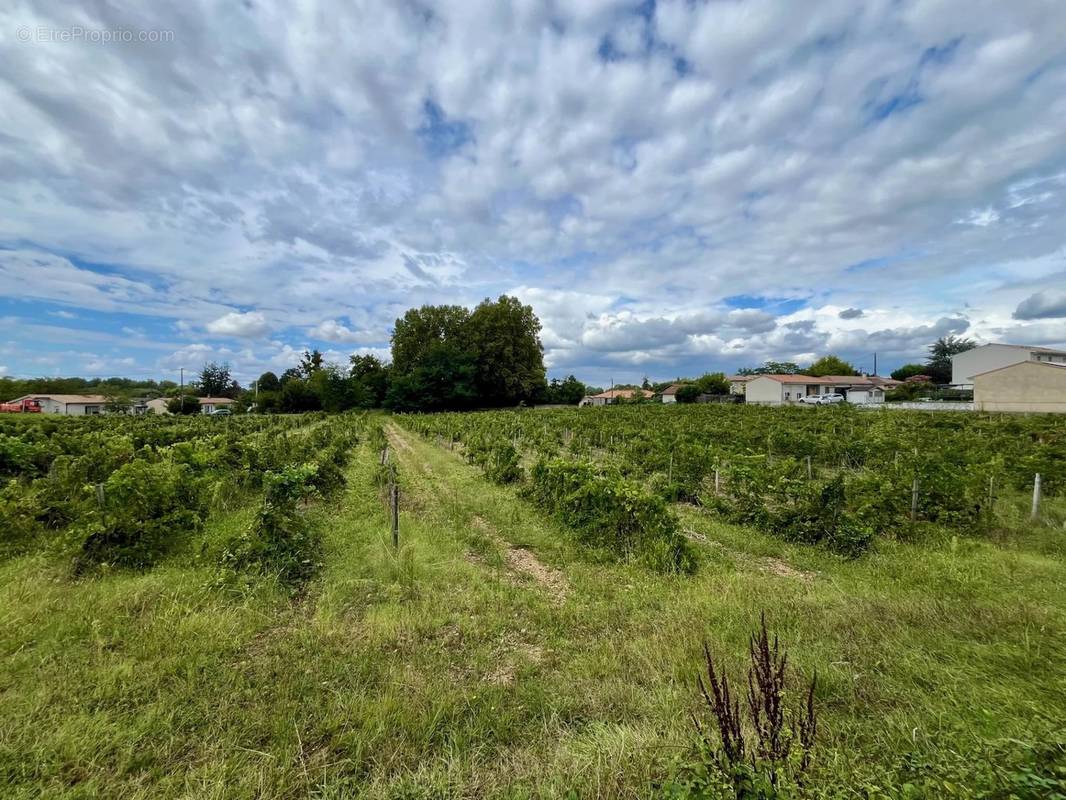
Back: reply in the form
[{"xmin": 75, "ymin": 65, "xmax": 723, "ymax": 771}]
[
  {"xmin": 1031, "ymin": 473, "xmax": 1042, "ymax": 521},
  {"xmin": 390, "ymin": 483, "xmax": 399, "ymax": 548},
  {"xmin": 910, "ymin": 478, "xmax": 919, "ymax": 521},
  {"xmin": 668, "ymin": 452, "xmax": 673, "ymax": 484},
  {"xmin": 714, "ymin": 469, "xmax": 720, "ymax": 496},
  {"xmin": 986, "ymin": 476, "xmax": 994, "ymax": 521},
  {"xmin": 94, "ymin": 483, "xmax": 105, "ymax": 509},
  {"xmin": 806, "ymin": 456, "xmax": 812, "ymax": 480}
]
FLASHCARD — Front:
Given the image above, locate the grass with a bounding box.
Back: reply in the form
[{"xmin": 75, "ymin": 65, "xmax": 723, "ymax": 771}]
[{"xmin": 1, "ymin": 425, "xmax": 1064, "ymax": 797}]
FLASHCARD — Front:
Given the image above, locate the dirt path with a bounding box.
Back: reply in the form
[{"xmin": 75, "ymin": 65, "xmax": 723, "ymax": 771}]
[{"xmin": 386, "ymin": 423, "xmax": 570, "ymax": 604}]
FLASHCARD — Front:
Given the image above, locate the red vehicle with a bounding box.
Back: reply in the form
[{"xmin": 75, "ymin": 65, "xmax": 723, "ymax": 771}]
[{"xmin": 0, "ymin": 398, "xmax": 43, "ymax": 413}]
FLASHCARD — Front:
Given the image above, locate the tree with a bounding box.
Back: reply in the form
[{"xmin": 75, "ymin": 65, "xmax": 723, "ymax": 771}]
[
  {"xmin": 545, "ymin": 375, "xmax": 587, "ymax": 405},
  {"xmin": 739, "ymin": 361, "xmax": 803, "ymax": 375},
  {"xmin": 299, "ymin": 349, "xmax": 324, "ymax": 378},
  {"xmin": 675, "ymin": 384, "xmax": 702, "ymax": 403},
  {"xmin": 256, "ymin": 371, "xmax": 281, "ymax": 393},
  {"xmin": 891, "ymin": 363, "xmax": 929, "ymax": 381},
  {"xmin": 104, "ymin": 393, "xmax": 131, "ymax": 414},
  {"xmin": 166, "ymin": 394, "xmax": 201, "ymax": 415},
  {"xmin": 926, "ymin": 335, "xmax": 975, "ymax": 384},
  {"xmin": 385, "ymin": 342, "xmax": 477, "ymax": 412},
  {"xmin": 694, "ymin": 372, "xmax": 730, "ymax": 395},
  {"xmin": 464, "ymin": 295, "xmax": 548, "ymax": 406},
  {"xmin": 308, "ymin": 365, "xmax": 354, "ymax": 412},
  {"xmin": 280, "ymin": 367, "xmax": 303, "ymax": 385},
  {"xmin": 806, "ymin": 355, "xmax": 857, "ymax": 377},
  {"xmin": 391, "ymin": 305, "xmax": 471, "ymax": 374},
  {"xmin": 349, "ymin": 354, "xmax": 390, "ymax": 408},
  {"xmin": 280, "ymin": 378, "xmax": 321, "ymax": 412},
  {"xmin": 199, "ymin": 362, "xmax": 233, "ymax": 397}
]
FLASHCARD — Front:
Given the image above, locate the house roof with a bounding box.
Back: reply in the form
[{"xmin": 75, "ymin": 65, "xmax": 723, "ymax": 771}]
[
  {"xmin": 726, "ymin": 375, "xmax": 753, "ymax": 382},
  {"xmin": 14, "ymin": 394, "xmax": 109, "ymax": 404},
  {"xmin": 589, "ymin": 388, "xmax": 654, "ymax": 399},
  {"xmin": 661, "ymin": 383, "xmax": 685, "ymax": 395}
]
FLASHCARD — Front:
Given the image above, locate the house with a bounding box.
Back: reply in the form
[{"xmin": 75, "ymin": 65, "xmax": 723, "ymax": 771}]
[
  {"xmin": 661, "ymin": 384, "xmax": 683, "ymax": 404},
  {"xmin": 744, "ymin": 375, "xmax": 900, "ymax": 405},
  {"xmin": 146, "ymin": 396, "xmax": 237, "ymax": 415},
  {"xmin": 973, "ymin": 361, "xmax": 1066, "ymax": 413},
  {"xmin": 951, "ymin": 343, "xmax": 1066, "ymax": 389},
  {"xmin": 7, "ymin": 394, "xmax": 109, "ymax": 415},
  {"xmin": 579, "ymin": 388, "xmax": 654, "ymax": 407}
]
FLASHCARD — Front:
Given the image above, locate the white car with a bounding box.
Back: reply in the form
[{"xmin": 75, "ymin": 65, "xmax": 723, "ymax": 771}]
[
  {"xmin": 797, "ymin": 395, "xmax": 823, "ymax": 405},
  {"xmin": 820, "ymin": 393, "xmax": 846, "ymax": 404}
]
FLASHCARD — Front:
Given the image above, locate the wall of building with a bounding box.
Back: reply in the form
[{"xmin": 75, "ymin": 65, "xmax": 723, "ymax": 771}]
[
  {"xmin": 744, "ymin": 377, "xmax": 784, "ymax": 404},
  {"xmin": 64, "ymin": 403, "xmax": 103, "ymax": 416},
  {"xmin": 974, "ymin": 362, "xmax": 1066, "ymax": 413},
  {"xmin": 952, "ymin": 345, "xmax": 1030, "ymax": 386},
  {"xmin": 36, "ymin": 398, "xmax": 65, "ymax": 414}
]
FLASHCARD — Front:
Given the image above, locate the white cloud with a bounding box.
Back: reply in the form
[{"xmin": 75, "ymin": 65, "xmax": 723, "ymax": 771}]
[
  {"xmin": 205, "ymin": 311, "xmax": 270, "ymax": 338},
  {"xmin": 1, "ymin": 0, "xmax": 1066, "ymax": 382}
]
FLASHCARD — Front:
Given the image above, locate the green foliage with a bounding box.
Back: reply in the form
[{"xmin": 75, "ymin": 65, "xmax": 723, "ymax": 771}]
[
  {"xmin": 77, "ymin": 458, "xmax": 209, "ymax": 570},
  {"xmin": 167, "ymin": 394, "xmax": 201, "ymax": 415},
  {"xmin": 526, "ymin": 458, "xmax": 697, "ymax": 572},
  {"xmin": 385, "ymin": 342, "xmax": 478, "ymax": 412},
  {"xmin": 806, "ymin": 354, "xmax": 858, "ymax": 377},
  {"xmin": 738, "ymin": 361, "xmax": 802, "ymax": 376},
  {"xmin": 256, "ymin": 371, "xmax": 281, "ymax": 393},
  {"xmin": 391, "ymin": 304, "xmax": 471, "ymax": 374},
  {"xmin": 199, "ymin": 361, "xmax": 235, "ymax": 397},
  {"xmin": 465, "ymin": 295, "xmax": 548, "ymax": 405},
  {"xmin": 675, "ymin": 384, "xmax": 701, "ymax": 403},
  {"xmin": 220, "ymin": 463, "xmax": 322, "ymax": 586},
  {"xmin": 280, "ymin": 378, "xmax": 322, "ymax": 412},
  {"xmin": 890, "ymin": 363, "xmax": 930, "ymax": 381},
  {"xmin": 926, "ymin": 335, "xmax": 976, "ymax": 383},
  {"xmin": 545, "ymin": 375, "xmax": 587, "ymax": 405}
]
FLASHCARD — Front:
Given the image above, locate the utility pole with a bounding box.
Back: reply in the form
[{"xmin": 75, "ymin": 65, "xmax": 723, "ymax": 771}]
[
  {"xmin": 873, "ymin": 352, "xmax": 878, "ymax": 376},
  {"xmin": 180, "ymin": 367, "xmax": 184, "ymax": 413}
]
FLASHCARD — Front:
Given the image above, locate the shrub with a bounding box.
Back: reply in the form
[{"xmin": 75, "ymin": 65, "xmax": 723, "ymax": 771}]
[
  {"xmin": 76, "ymin": 459, "xmax": 208, "ymax": 570},
  {"xmin": 221, "ymin": 463, "xmax": 322, "ymax": 586},
  {"xmin": 526, "ymin": 458, "xmax": 697, "ymax": 572}
]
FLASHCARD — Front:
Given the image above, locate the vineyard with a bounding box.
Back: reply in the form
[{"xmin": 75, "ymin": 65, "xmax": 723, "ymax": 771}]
[
  {"xmin": 402, "ymin": 404, "xmax": 1066, "ymax": 557},
  {"xmin": 1, "ymin": 407, "xmax": 1064, "ymax": 797}
]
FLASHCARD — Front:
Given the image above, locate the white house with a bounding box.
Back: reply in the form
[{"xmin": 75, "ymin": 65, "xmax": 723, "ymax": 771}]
[
  {"xmin": 727, "ymin": 375, "xmax": 752, "ymax": 395},
  {"xmin": 661, "ymin": 384, "xmax": 683, "ymax": 403},
  {"xmin": 579, "ymin": 388, "xmax": 654, "ymax": 407},
  {"xmin": 744, "ymin": 375, "xmax": 899, "ymax": 405},
  {"xmin": 8, "ymin": 394, "xmax": 109, "ymax": 415},
  {"xmin": 952, "ymin": 343, "xmax": 1066, "ymax": 389},
  {"xmin": 973, "ymin": 361, "xmax": 1066, "ymax": 413}
]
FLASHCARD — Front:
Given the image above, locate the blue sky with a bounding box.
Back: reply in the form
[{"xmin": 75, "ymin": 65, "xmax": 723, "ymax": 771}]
[{"xmin": 2, "ymin": 0, "xmax": 1066, "ymax": 387}]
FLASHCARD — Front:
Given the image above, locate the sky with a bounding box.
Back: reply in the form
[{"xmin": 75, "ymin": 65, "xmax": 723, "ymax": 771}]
[{"xmin": 2, "ymin": 0, "xmax": 1066, "ymax": 387}]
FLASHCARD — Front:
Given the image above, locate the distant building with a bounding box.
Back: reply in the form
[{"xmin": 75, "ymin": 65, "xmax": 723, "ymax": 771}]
[
  {"xmin": 579, "ymin": 388, "xmax": 654, "ymax": 407},
  {"xmin": 660, "ymin": 384, "xmax": 684, "ymax": 404},
  {"xmin": 951, "ymin": 343, "xmax": 1066, "ymax": 389},
  {"xmin": 973, "ymin": 361, "xmax": 1066, "ymax": 413},
  {"xmin": 7, "ymin": 394, "xmax": 109, "ymax": 415},
  {"xmin": 146, "ymin": 396, "xmax": 236, "ymax": 415},
  {"xmin": 744, "ymin": 375, "xmax": 900, "ymax": 405}
]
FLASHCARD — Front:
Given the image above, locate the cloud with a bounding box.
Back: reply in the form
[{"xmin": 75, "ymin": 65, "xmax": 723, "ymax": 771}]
[
  {"xmin": 2, "ymin": 1, "xmax": 1066, "ymax": 383},
  {"xmin": 838, "ymin": 308, "xmax": 864, "ymax": 319},
  {"xmin": 205, "ymin": 311, "xmax": 270, "ymax": 338},
  {"xmin": 310, "ymin": 319, "xmax": 374, "ymax": 344},
  {"xmin": 1013, "ymin": 290, "xmax": 1066, "ymax": 320}
]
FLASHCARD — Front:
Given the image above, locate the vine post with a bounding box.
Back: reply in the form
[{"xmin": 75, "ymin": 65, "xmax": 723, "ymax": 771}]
[
  {"xmin": 910, "ymin": 478, "xmax": 919, "ymax": 522},
  {"xmin": 1031, "ymin": 473, "xmax": 1042, "ymax": 521}
]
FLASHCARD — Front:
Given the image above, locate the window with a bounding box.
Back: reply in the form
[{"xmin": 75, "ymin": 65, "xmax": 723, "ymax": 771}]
[{"xmin": 84, "ymin": 406, "xmax": 101, "ymax": 415}]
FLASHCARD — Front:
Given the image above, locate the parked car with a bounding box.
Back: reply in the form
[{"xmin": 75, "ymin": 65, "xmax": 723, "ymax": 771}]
[
  {"xmin": 797, "ymin": 395, "xmax": 823, "ymax": 405},
  {"xmin": 210, "ymin": 407, "xmax": 232, "ymax": 416},
  {"xmin": 820, "ymin": 393, "xmax": 846, "ymax": 404}
]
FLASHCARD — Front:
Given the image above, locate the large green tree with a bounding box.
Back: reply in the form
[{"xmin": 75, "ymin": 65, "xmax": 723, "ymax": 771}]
[
  {"xmin": 738, "ymin": 361, "xmax": 803, "ymax": 375},
  {"xmin": 465, "ymin": 295, "xmax": 548, "ymax": 406},
  {"xmin": 926, "ymin": 335, "xmax": 976, "ymax": 383},
  {"xmin": 256, "ymin": 371, "xmax": 281, "ymax": 393},
  {"xmin": 545, "ymin": 375, "xmax": 586, "ymax": 405},
  {"xmin": 891, "ymin": 363, "xmax": 929, "ymax": 381},
  {"xmin": 806, "ymin": 355, "xmax": 858, "ymax": 377},
  {"xmin": 349, "ymin": 354, "xmax": 390, "ymax": 408},
  {"xmin": 385, "ymin": 342, "xmax": 477, "ymax": 412},
  {"xmin": 391, "ymin": 305, "xmax": 471, "ymax": 374},
  {"xmin": 198, "ymin": 362, "xmax": 234, "ymax": 397}
]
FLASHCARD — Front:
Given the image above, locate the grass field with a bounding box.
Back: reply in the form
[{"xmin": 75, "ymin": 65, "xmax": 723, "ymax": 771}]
[{"xmin": 1, "ymin": 419, "xmax": 1064, "ymax": 798}]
